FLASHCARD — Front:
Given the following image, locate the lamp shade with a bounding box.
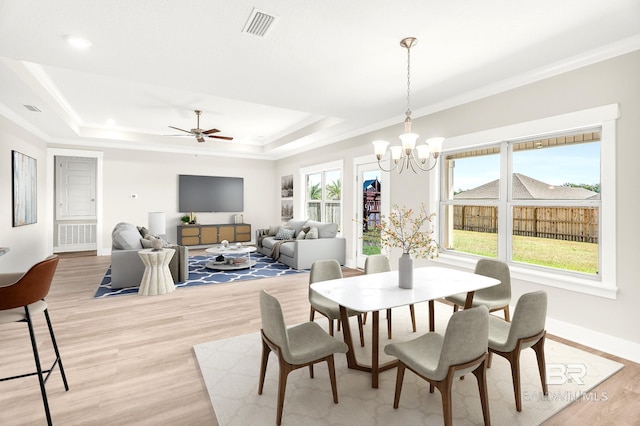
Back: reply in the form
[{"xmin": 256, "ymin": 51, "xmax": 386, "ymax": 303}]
[{"xmin": 148, "ymin": 212, "xmax": 166, "ymax": 236}]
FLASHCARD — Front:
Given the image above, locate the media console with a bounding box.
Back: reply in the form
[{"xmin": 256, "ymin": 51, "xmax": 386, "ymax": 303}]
[{"xmin": 177, "ymin": 223, "xmax": 251, "ymax": 246}]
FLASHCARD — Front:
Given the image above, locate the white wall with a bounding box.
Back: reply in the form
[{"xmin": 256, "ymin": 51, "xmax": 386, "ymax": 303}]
[
  {"xmin": 93, "ymin": 148, "xmax": 278, "ymax": 252},
  {"xmin": 0, "ymin": 116, "xmax": 50, "ymax": 272},
  {"xmin": 276, "ymin": 50, "xmax": 640, "ymax": 359}
]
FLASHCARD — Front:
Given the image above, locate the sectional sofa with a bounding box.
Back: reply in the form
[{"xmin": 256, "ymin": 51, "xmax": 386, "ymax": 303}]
[{"xmin": 256, "ymin": 219, "xmax": 346, "ymax": 270}]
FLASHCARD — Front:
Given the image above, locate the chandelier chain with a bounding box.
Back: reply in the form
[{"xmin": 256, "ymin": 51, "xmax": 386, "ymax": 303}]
[{"xmin": 406, "ymin": 45, "xmax": 411, "ymax": 119}]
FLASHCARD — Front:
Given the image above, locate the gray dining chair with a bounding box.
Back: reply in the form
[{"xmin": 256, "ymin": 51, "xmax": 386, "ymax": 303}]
[
  {"xmin": 364, "ymin": 254, "xmax": 416, "ymax": 339},
  {"xmin": 258, "ymin": 290, "xmax": 348, "ymax": 425},
  {"xmin": 445, "ymin": 258, "xmax": 512, "ymax": 321},
  {"xmin": 309, "ymin": 259, "xmax": 365, "ymax": 347},
  {"xmin": 487, "ymin": 290, "xmax": 548, "ymax": 412},
  {"xmin": 384, "ymin": 305, "xmax": 491, "ymax": 426}
]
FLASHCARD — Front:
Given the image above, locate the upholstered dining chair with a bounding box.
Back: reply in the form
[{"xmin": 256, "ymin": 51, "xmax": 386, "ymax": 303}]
[
  {"xmin": 309, "ymin": 259, "xmax": 365, "ymax": 347},
  {"xmin": 364, "ymin": 254, "xmax": 416, "ymax": 339},
  {"xmin": 487, "ymin": 290, "xmax": 548, "ymax": 412},
  {"xmin": 258, "ymin": 290, "xmax": 348, "ymax": 425},
  {"xmin": 384, "ymin": 305, "xmax": 491, "ymax": 426},
  {"xmin": 445, "ymin": 258, "xmax": 512, "ymax": 321},
  {"xmin": 0, "ymin": 255, "xmax": 69, "ymax": 426}
]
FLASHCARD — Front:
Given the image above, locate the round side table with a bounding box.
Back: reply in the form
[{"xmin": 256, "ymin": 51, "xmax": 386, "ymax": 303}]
[{"xmin": 137, "ymin": 248, "xmax": 176, "ymax": 296}]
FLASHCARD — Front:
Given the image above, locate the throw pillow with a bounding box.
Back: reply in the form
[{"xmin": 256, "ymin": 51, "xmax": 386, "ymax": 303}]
[
  {"xmin": 296, "ymin": 230, "xmax": 306, "ymax": 240},
  {"xmin": 140, "ymin": 238, "xmax": 153, "ymax": 248},
  {"xmin": 286, "ymin": 219, "xmax": 307, "ymax": 235},
  {"xmin": 305, "ymin": 220, "xmax": 338, "ymax": 238},
  {"xmin": 112, "ymin": 222, "xmax": 144, "ymax": 250},
  {"xmin": 305, "ymin": 227, "xmax": 319, "ymax": 239},
  {"xmin": 275, "ymin": 227, "xmax": 295, "ymax": 240},
  {"xmin": 138, "ymin": 226, "xmax": 151, "ymax": 239},
  {"xmin": 268, "ymin": 225, "xmax": 280, "ymax": 236}
]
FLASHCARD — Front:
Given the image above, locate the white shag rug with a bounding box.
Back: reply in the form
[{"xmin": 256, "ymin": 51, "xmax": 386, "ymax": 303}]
[{"xmin": 194, "ymin": 302, "xmax": 622, "ymax": 425}]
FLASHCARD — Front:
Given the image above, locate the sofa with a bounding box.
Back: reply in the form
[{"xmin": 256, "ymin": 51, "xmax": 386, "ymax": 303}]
[
  {"xmin": 110, "ymin": 222, "xmax": 189, "ymax": 289},
  {"xmin": 256, "ymin": 219, "xmax": 346, "ymax": 270}
]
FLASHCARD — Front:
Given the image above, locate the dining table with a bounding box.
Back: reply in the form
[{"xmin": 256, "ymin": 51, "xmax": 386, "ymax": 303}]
[{"xmin": 310, "ymin": 266, "xmax": 500, "ymax": 388}]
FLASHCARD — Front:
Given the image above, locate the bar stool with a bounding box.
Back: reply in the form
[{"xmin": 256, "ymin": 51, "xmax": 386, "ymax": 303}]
[{"xmin": 0, "ymin": 255, "xmax": 69, "ymax": 425}]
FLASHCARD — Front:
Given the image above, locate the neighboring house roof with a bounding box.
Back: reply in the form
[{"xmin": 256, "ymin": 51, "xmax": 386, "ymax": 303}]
[{"xmin": 455, "ymin": 173, "xmax": 600, "ymax": 200}]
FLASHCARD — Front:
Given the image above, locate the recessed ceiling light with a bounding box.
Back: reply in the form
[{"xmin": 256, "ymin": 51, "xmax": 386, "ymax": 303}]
[{"xmin": 64, "ymin": 35, "xmax": 92, "ymax": 49}]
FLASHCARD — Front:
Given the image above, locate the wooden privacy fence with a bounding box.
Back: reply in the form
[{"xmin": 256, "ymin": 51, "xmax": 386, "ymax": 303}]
[{"xmin": 454, "ymin": 205, "xmax": 599, "ymax": 243}]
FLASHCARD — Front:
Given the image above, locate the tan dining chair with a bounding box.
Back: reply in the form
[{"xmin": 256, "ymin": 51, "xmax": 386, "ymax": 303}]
[
  {"xmin": 0, "ymin": 255, "xmax": 69, "ymax": 426},
  {"xmin": 258, "ymin": 290, "xmax": 348, "ymax": 425},
  {"xmin": 446, "ymin": 258, "xmax": 512, "ymax": 321},
  {"xmin": 384, "ymin": 305, "xmax": 491, "ymax": 426},
  {"xmin": 487, "ymin": 290, "xmax": 548, "ymax": 412},
  {"xmin": 364, "ymin": 254, "xmax": 416, "ymax": 339},
  {"xmin": 309, "ymin": 259, "xmax": 365, "ymax": 347}
]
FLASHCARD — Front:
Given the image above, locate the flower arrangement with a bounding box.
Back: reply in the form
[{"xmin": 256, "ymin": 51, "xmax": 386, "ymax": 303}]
[{"xmin": 376, "ymin": 203, "xmax": 439, "ymax": 259}]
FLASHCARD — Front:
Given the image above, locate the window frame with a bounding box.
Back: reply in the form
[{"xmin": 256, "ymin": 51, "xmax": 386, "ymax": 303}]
[
  {"xmin": 300, "ymin": 160, "xmax": 343, "ymax": 230},
  {"xmin": 435, "ymin": 104, "xmax": 618, "ymax": 299}
]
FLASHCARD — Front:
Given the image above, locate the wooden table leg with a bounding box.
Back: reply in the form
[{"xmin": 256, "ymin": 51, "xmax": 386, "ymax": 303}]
[
  {"xmin": 464, "ymin": 291, "xmax": 476, "ymax": 309},
  {"xmin": 372, "ymin": 310, "xmax": 379, "ymax": 388},
  {"xmin": 339, "ymin": 305, "xmax": 358, "ymax": 369},
  {"xmin": 339, "ymin": 306, "xmax": 397, "ymax": 388},
  {"xmin": 428, "ymin": 300, "xmax": 435, "ymax": 332}
]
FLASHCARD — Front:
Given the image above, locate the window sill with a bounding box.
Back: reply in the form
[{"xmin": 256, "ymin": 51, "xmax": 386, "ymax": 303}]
[{"xmin": 433, "ymin": 252, "xmax": 618, "ymax": 300}]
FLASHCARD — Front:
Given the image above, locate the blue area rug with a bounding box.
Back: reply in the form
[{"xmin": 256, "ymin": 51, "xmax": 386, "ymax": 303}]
[{"xmin": 94, "ymin": 253, "xmax": 307, "ymax": 298}]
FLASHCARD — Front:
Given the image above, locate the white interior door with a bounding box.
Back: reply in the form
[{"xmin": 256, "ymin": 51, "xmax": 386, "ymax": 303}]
[
  {"xmin": 355, "ymin": 161, "xmax": 385, "ymax": 269},
  {"xmin": 56, "ymin": 156, "xmax": 97, "ymax": 220}
]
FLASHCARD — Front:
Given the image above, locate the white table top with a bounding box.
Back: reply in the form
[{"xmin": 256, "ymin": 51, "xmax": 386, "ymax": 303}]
[
  {"xmin": 205, "ymin": 245, "xmax": 256, "ymax": 255},
  {"xmin": 310, "ymin": 266, "xmax": 500, "ymax": 312}
]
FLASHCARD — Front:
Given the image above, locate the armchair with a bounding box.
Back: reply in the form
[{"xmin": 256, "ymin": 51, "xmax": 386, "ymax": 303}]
[{"xmin": 110, "ymin": 222, "xmax": 189, "ymax": 288}]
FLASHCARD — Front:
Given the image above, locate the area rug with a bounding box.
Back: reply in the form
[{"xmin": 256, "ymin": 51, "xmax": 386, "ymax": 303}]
[
  {"xmin": 94, "ymin": 253, "xmax": 306, "ymax": 298},
  {"xmin": 194, "ymin": 302, "xmax": 623, "ymax": 425}
]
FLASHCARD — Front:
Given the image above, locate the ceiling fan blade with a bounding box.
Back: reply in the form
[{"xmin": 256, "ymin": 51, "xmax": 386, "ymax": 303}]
[
  {"xmin": 202, "ymin": 128, "xmax": 220, "ymax": 135},
  {"xmin": 208, "ymin": 135, "xmax": 234, "ymax": 141},
  {"xmin": 168, "ymin": 126, "xmax": 193, "ymax": 134},
  {"xmin": 196, "ymin": 136, "xmax": 205, "ymax": 143}
]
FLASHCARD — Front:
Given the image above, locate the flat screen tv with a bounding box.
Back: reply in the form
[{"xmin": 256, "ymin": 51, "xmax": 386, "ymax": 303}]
[{"xmin": 178, "ymin": 175, "xmax": 244, "ymax": 212}]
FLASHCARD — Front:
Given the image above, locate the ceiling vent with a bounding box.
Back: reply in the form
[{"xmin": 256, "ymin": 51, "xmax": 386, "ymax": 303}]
[
  {"xmin": 23, "ymin": 104, "xmax": 41, "ymax": 112},
  {"xmin": 242, "ymin": 8, "xmax": 277, "ymax": 38}
]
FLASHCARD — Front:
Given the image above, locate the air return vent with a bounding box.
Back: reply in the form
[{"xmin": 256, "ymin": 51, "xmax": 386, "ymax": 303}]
[
  {"xmin": 23, "ymin": 104, "xmax": 41, "ymax": 112},
  {"xmin": 242, "ymin": 8, "xmax": 277, "ymax": 37}
]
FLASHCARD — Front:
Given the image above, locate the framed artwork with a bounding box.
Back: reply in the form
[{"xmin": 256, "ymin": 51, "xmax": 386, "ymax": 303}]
[
  {"xmin": 12, "ymin": 150, "xmax": 37, "ymax": 227},
  {"xmin": 281, "ymin": 200, "xmax": 293, "ymax": 221},
  {"xmin": 281, "ymin": 174, "xmax": 293, "ymax": 198}
]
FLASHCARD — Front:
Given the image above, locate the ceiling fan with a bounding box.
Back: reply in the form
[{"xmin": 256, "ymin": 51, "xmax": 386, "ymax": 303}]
[{"xmin": 168, "ymin": 110, "xmax": 233, "ymax": 143}]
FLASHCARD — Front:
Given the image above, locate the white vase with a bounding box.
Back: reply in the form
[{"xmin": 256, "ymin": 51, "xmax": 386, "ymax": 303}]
[{"xmin": 398, "ymin": 252, "xmax": 414, "ymax": 289}]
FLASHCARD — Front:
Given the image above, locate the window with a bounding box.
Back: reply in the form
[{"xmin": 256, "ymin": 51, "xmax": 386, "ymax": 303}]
[
  {"xmin": 442, "ymin": 132, "xmax": 600, "ymax": 275},
  {"xmin": 436, "ymin": 105, "xmax": 618, "ymax": 299},
  {"xmin": 302, "ymin": 161, "xmax": 342, "ymax": 227}
]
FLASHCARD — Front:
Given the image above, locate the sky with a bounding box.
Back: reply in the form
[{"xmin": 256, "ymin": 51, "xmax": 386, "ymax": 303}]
[{"xmin": 453, "ymin": 143, "xmax": 600, "ymax": 192}]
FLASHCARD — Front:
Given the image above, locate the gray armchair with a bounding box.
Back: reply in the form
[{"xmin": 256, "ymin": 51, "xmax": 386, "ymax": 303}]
[
  {"xmin": 385, "ymin": 305, "xmax": 491, "ymax": 426},
  {"xmin": 309, "ymin": 259, "xmax": 365, "ymax": 347},
  {"xmin": 110, "ymin": 222, "xmax": 189, "ymax": 288},
  {"xmin": 259, "ymin": 290, "xmax": 348, "ymax": 425},
  {"xmin": 446, "ymin": 258, "xmax": 512, "ymax": 321},
  {"xmin": 487, "ymin": 290, "xmax": 548, "ymax": 411}
]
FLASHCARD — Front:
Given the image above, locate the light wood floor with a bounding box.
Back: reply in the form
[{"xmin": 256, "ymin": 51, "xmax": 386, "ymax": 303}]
[{"xmin": 0, "ymin": 251, "xmax": 638, "ymax": 425}]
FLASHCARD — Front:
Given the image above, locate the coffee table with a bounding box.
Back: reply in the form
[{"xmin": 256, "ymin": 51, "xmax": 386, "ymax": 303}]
[{"xmin": 205, "ymin": 245, "xmax": 257, "ymax": 270}]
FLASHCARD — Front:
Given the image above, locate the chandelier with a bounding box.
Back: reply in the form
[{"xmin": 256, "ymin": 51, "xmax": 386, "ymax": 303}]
[{"xmin": 373, "ymin": 37, "xmax": 444, "ymax": 173}]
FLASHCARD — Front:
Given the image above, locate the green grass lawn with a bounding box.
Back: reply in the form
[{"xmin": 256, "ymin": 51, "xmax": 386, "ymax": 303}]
[{"xmin": 452, "ymin": 230, "xmax": 598, "ymax": 274}]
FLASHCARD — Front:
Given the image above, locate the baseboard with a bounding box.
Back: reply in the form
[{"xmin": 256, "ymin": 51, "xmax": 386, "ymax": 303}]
[{"xmin": 547, "ymin": 316, "xmax": 640, "ymax": 364}]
